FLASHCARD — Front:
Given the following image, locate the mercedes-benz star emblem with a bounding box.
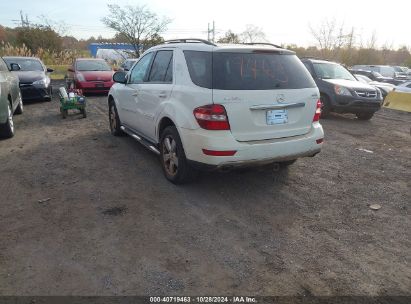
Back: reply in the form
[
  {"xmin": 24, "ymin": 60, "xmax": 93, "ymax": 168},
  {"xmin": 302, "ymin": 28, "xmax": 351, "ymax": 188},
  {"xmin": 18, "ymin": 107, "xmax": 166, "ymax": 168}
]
[{"xmin": 276, "ymin": 94, "xmax": 285, "ymax": 103}]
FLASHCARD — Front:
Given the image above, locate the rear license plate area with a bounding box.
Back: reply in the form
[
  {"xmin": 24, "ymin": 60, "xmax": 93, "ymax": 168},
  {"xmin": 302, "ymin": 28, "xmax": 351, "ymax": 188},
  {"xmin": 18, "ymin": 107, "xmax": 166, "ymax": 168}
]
[{"xmin": 266, "ymin": 109, "xmax": 288, "ymax": 125}]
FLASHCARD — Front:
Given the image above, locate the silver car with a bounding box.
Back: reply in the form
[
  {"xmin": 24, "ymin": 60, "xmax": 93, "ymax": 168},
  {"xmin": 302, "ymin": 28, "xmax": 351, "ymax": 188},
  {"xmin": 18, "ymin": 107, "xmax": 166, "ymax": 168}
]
[{"xmin": 0, "ymin": 57, "xmax": 23, "ymax": 138}]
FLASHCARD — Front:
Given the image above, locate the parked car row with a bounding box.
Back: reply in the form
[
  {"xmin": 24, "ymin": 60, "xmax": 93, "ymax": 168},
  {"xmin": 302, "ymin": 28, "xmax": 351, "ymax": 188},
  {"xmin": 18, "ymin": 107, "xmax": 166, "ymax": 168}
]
[
  {"xmin": 2, "ymin": 44, "xmax": 409, "ymax": 186},
  {"xmin": 0, "ymin": 56, "xmax": 54, "ymax": 138},
  {"xmin": 350, "ymin": 65, "xmax": 409, "ymax": 84}
]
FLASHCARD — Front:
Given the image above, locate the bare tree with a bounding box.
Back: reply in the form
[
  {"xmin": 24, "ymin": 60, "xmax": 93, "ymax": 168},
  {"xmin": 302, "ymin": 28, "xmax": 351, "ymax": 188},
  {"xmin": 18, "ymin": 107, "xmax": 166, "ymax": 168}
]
[
  {"xmin": 240, "ymin": 24, "xmax": 267, "ymax": 43},
  {"xmin": 102, "ymin": 4, "xmax": 171, "ymax": 57},
  {"xmin": 309, "ymin": 18, "xmax": 352, "ymax": 59},
  {"xmin": 38, "ymin": 15, "xmax": 68, "ymax": 36},
  {"xmin": 217, "ymin": 30, "xmax": 240, "ymax": 43}
]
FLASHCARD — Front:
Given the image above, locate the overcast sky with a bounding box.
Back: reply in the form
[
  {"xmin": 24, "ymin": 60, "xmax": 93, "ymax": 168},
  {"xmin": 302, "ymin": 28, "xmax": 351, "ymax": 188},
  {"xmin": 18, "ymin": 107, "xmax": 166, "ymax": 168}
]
[{"xmin": 0, "ymin": 0, "xmax": 409, "ymax": 48}]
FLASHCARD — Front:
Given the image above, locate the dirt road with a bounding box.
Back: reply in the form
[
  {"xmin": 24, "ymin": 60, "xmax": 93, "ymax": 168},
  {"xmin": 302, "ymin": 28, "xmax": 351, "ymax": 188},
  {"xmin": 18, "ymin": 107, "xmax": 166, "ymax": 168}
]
[{"xmin": 0, "ymin": 84, "xmax": 410, "ymax": 295}]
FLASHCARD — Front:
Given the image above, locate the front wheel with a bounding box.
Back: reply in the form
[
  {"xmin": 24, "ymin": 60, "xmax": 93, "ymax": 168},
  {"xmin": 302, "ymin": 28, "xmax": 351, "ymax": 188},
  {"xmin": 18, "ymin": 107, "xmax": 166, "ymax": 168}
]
[
  {"xmin": 160, "ymin": 126, "xmax": 197, "ymax": 184},
  {"xmin": 356, "ymin": 112, "xmax": 374, "ymax": 120},
  {"xmin": 0, "ymin": 103, "xmax": 15, "ymax": 138},
  {"xmin": 109, "ymin": 102, "xmax": 124, "ymax": 136},
  {"xmin": 320, "ymin": 95, "xmax": 332, "ymax": 118}
]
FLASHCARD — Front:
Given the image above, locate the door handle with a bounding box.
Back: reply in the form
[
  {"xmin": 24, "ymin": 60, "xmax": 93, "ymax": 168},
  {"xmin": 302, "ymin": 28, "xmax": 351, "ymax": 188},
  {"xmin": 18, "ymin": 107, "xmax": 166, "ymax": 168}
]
[
  {"xmin": 158, "ymin": 91, "xmax": 167, "ymax": 98},
  {"xmin": 132, "ymin": 92, "xmax": 139, "ymax": 96}
]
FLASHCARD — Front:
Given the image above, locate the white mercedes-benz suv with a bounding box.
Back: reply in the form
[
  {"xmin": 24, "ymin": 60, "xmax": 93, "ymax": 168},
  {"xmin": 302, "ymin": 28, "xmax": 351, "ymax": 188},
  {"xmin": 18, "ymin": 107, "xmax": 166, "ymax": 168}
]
[{"xmin": 108, "ymin": 39, "xmax": 324, "ymax": 184}]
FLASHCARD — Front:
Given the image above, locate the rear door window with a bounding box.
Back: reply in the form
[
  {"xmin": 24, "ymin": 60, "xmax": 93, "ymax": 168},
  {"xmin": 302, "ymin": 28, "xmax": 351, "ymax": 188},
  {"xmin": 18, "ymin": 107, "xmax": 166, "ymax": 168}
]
[
  {"xmin": 148, "ymin": 50, "xmax": 173, "ymax": 83},
  {"xmin": 184, "ymin": 51, "xmax": 315, "ymax": 90}
]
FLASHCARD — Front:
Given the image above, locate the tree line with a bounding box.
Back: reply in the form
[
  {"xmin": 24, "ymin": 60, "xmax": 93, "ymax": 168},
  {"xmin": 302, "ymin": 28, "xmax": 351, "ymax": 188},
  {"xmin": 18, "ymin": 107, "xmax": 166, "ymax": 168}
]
[{"xmin": 1, "ymin": 6, "xmax": 410, "ymax": 67}]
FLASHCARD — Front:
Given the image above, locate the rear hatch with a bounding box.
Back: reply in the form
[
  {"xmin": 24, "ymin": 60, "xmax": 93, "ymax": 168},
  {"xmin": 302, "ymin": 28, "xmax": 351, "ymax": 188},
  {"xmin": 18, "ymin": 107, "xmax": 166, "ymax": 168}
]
[{"xmin": 211, "ymin": 50, "xmax": 318, "ymax": 141}]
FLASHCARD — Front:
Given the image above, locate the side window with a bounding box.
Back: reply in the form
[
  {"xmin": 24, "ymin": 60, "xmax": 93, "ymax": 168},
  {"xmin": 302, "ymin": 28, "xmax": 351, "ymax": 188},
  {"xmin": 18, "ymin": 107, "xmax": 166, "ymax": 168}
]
[
  {"xmin": 129, "ymin": 53, "xmax": 154, "ymax": 84},
  {"xmin": 183, "ymin": 51, "xmax": 212, "ymax": 88},
  {"xmin": 303, "ymin": 62, "xmax": 314, "ymax": 77},
  {"xmin": 0, "ymin": 59, "xmax": 8, "ymax": 72},
  {"xmin": 148, "ymin": 51, "xmax": 173, "ymax": 83}
]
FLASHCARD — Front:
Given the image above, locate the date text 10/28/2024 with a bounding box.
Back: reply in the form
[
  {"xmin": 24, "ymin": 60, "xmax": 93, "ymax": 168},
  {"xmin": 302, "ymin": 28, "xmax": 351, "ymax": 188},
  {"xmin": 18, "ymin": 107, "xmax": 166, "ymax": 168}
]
[{"xmin": 150, "ymin": 297, "xmax": 257, "ymax": 303}]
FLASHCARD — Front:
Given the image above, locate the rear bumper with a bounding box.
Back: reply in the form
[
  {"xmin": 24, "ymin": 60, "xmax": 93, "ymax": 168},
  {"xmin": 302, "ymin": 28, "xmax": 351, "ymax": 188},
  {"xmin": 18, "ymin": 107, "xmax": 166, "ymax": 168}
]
[
  {"xmin": 75, "ymin": 81, "xmax": 114, "ymax": 93},
  {"xmin": 180, "ymin": 122, "xmax": 324, "ymax": 169}
]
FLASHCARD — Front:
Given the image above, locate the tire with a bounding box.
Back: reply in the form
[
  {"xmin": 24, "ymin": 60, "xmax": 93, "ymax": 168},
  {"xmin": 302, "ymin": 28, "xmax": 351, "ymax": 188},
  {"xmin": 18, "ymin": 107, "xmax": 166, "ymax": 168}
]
[
  {"xmin": 320, "ymin": 94, "xmax": 332, "ymax": 118},
  {"xmin": 356, "ymin": 112, "xmax": 374, "ymax": 120},
  {"xmin": 61, "ymin": 109, "xmax": 68, "ymax": 119},
  {"xmin": 108, "ymin": 101, "xmax": 124, "ymax": 136},
  {"xmin": 15, "ymin": 94, "xmax": 23, "ymax": 115},
  {"xmin": 0, "ymin": 103, "xmax": 15, "ymax": 138},
  {"xmin": 81, "ymin": 108, "xmax": 87, "ymax": 118},
  {"xmin": 160, "ymin": 126, "xmax": 197, "ymax": 184}
]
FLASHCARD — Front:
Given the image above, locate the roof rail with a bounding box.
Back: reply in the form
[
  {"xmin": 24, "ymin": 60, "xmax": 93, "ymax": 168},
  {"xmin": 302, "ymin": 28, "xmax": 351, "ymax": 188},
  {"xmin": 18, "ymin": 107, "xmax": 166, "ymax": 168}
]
[
  {"xmin": 242, "ymin": 42, "xmax": 283, "ymax": 48},
  {"xmin": 300, "ymin": 56, "xmax": 332, "ymax": 61},
  {"xmin": 163, "ymin": 38, "xmax": 216, "ymax": 46}
]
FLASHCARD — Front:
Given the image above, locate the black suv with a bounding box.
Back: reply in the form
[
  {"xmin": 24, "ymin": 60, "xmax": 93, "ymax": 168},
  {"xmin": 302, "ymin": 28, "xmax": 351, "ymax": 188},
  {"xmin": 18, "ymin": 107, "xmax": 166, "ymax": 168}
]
[{"xmin": 301, "ymin": 58, "xmax": 383, "ymax": 120}]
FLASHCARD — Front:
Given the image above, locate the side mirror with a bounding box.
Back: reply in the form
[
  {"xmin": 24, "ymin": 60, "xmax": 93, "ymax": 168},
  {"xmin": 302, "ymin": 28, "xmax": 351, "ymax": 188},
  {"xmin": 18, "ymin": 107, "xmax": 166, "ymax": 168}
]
[
  {"xmin": 113, "ymin": 71, "xmax": 127, "ymax": 84},
  {"xmin": 10, "ymin": 63, "xmax": 21, "ymax": 71},
  {"xmin": 68, "ymin": 68, "xmax": 74, "ymax": 72},
  {"xmin": 47, "ymin": 67, "xmax": 54, "ymax": 73}
]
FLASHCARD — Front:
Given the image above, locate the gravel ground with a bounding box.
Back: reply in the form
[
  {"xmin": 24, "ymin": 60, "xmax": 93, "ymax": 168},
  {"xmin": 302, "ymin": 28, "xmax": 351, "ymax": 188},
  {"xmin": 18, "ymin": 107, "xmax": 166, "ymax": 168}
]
[{"xmin": 0, "ymin": 83, "xmax": 410, "ymax": 296}]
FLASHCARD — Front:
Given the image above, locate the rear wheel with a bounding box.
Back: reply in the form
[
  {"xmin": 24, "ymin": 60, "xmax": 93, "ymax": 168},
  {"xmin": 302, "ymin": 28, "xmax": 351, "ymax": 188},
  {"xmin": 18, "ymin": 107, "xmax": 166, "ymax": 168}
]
[
  {"xmin": 0, "ymin": 103, "xmax": 15, "ymax": 138},
  {"xmin": 160, "ymin": 126, "xmax": 197, "ymax": 184},
  {"xmin": 320, "ymin": 94, "xmax": 331, "ymax": 118},
  {"xmin": 356, "ymin": 112, "xmax": 374, "ymax": 120}
]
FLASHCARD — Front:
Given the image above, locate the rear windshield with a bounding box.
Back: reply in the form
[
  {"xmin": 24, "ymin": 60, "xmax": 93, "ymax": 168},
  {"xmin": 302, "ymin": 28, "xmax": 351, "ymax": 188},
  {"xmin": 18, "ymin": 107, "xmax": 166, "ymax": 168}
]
[{"xmin": 184, "ymin": 51, "xmax": 316, "ymax": 90}]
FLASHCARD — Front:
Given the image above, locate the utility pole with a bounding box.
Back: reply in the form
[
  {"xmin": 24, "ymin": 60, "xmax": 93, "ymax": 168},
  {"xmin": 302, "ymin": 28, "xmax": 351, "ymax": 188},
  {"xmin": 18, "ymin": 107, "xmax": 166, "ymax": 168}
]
[
  {"xmin": 19, "ymin": 10, "xmax": 29, "ymax": 27},
  {"xmin": 212, "ymin": 21, "xmax": 215, "ymax": 43},
  {"xmin": 207, "ymin": 21, "xmax": 215, "ymax": 42}
]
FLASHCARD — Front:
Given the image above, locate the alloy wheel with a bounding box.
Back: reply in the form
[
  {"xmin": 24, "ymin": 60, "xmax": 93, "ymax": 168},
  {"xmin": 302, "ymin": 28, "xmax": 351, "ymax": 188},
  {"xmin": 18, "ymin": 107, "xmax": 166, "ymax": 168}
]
[
  {"xmin": 163, "ymin": 136, "xmax": 179, "ymax": 176},
  {"xmin": 109, "ymin": 104, "xmax": 116, "ymax": 131},
  {"xmin": 8, "ymin": 104, "xmax": 14, "ymax": 133}
]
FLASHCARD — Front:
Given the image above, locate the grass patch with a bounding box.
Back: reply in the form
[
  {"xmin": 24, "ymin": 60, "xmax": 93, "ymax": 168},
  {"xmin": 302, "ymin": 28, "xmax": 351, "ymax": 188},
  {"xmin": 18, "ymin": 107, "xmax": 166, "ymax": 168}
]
[{"xmin": 48, "ymin": 65, "xmax": 69, "ymax": 80}]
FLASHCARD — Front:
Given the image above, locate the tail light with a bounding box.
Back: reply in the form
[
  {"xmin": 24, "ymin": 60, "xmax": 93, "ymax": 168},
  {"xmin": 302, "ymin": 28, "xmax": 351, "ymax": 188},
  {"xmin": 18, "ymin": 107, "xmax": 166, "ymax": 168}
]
[
  {"xmin": 313, "ymin": 99, "xmax": 322, "ymax": 122},
  {"xmin": 193, "ymin": 104, "xmax": 230, "ymax": 130}
]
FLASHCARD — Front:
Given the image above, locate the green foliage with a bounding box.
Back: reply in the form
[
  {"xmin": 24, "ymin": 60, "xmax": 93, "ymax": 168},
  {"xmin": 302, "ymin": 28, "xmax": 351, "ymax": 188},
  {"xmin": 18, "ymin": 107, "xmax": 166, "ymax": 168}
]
[
  {"xmin": 218, "ymin": 31, "xmax": 240, "ymax": 44},
  {"xmin": 0, "ymin": 42, "xmax": 89, "ymax": 65},
  {"xmin": 286, "ymin": 44, "xmax": 411, "ymax": 67},
  {"xmin": 47, "ymin": 64, "xmax": 69, "ymax": 80},
  {"xmin": 16, "ymin": 25, "xmax": 61, "ymax": 53}
]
